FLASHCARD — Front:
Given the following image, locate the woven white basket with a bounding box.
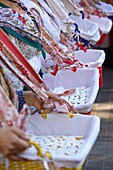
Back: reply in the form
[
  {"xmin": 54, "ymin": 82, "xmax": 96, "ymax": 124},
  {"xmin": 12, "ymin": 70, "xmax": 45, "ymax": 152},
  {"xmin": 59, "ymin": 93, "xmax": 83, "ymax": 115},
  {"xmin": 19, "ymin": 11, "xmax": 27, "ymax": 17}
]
[
  {"xmin": 43, "ymin": 68, "xmax": 99, "ymax": 113},
  {"xmin": 69, "ymin": 15, "xmax": 100, "ymax": 40},
  {"xmin": 74, "ymin": 49, "xmax": 105, "ymax": 68},
  {"xmin": 90, "ymin": 15, "xmax": 112, "ymax": 34},
  {"xmin": 26, "ymin": 113, "xmax": 100, "ymax": 169},
  {"xmin": 96, "ymin": 2, "xmax": 113, "ymax": 16}
]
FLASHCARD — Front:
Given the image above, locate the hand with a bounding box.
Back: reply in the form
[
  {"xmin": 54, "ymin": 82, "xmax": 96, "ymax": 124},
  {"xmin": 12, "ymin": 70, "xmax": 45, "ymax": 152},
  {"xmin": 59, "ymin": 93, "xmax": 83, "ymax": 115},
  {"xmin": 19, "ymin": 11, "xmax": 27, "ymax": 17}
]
[
  {"xmin": 43, "ymin": 91, "xmax": 77, "ymax": 114},
  {"xmin": 0, "ymin": 127, "xmax": 29, "ymax": 160},
  {"xmin": 40, "ymin": 91, "xmax": 62, "ymax": 113},
  {"xmin": 24, "ymin": 91, "xmax": 62, "ymax": 112}
]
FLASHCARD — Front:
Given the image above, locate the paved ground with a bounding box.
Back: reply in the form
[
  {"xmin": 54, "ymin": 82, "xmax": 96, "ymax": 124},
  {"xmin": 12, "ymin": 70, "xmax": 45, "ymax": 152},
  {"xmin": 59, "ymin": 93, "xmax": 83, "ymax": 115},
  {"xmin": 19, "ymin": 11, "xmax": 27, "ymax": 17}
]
[{"xmin": 83, "ymin": 66, "xmax": 113, "ymax": 170}]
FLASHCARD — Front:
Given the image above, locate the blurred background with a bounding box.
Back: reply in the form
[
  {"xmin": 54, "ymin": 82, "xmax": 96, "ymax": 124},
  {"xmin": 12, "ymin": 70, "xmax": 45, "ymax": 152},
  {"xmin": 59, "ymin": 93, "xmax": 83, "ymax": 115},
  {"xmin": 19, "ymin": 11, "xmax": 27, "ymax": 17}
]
[{"xmin": 84, "ymin": 13, "xmax": 113, "ymax": 170}]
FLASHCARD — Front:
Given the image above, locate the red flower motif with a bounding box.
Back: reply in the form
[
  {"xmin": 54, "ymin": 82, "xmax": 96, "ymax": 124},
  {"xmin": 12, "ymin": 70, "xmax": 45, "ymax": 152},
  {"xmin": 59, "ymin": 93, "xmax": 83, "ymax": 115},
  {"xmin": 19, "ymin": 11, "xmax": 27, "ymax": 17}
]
[{"xmin": 18, "ymin": 15, "xmax": 27, "ymax": 24}]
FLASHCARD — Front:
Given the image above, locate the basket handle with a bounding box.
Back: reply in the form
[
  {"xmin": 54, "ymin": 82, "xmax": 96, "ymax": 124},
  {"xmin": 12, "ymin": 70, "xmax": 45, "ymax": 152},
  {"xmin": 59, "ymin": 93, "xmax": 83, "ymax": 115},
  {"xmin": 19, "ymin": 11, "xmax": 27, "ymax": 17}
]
[
  {"xmin": 28, "ymin": 140, "xmax": 52, "ymax": 170},
  {"xmin": 28, "ymin": 140, "xmax": 52, "ymax": 159}
]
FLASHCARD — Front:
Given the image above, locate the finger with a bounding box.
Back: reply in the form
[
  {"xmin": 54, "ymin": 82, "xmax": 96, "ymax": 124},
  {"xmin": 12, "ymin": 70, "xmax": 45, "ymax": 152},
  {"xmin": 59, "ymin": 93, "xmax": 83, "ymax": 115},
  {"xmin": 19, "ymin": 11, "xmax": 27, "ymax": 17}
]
[
  {"xmin": 68, "ymin": 105, "xmax": 77, "ymax": 114},
  {"xmin": 11, "ymin": 127, "xmax": 29, "ymax": 141},
  {"xmin": 45, "ymin": 91, "xmax": 61, "ymax": 101},
  {"xmin": 14, "ymin": 138, "xmax": 29, "ymax": 151},
  {"xmin": 8, "ymin": 154, "xmax": 23, "ymax": 161},
  {"xmin": 8, "ymin": 155, "xmax": 26, "ymax": 161},
  {"xmin": 72, "ymin": 107, "xmax": 77, "ymax": 114}
]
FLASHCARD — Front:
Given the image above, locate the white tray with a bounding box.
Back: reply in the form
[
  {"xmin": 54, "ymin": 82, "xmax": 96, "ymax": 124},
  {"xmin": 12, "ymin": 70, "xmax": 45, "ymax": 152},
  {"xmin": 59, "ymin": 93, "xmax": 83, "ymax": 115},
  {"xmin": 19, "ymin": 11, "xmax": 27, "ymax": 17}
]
[
  {"xmin": 43, "ymin": 68, "xmax": 99, "ymax": 113},
  {"xmin": 25, "ymin": 113, "xmax": 100, "ymax": 169},
  {"xmin": 90, "ymin": 15, "xmax": 112, "ymax": 34}
]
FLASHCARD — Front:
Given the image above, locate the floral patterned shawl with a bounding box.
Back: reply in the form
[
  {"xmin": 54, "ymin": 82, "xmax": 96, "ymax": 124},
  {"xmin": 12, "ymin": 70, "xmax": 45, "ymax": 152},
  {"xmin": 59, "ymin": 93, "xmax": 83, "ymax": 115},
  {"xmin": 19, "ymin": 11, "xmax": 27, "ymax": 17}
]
[
  {"xmin": 0, "ymin": 2, "xmax": 46, "ymax": 58},
  {"xmin": 0, "ymin": 63, "xmax": 19, "ymax": 127},
  {"xmin": 0, "ymin": 64, "xmax": 17, "ymax": 107}
]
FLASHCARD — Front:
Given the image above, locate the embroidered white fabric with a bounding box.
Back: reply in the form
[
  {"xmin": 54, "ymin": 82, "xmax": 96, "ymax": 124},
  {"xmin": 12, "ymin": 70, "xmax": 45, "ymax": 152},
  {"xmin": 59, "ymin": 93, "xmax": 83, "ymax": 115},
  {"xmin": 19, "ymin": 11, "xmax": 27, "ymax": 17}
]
[
  {"xmin": 27, "ymin": 134, "xmax": 85, "ymax": 157},
  {"xmin": 52, "ymin": 86, "xmax": 90, "ymax": 107}
]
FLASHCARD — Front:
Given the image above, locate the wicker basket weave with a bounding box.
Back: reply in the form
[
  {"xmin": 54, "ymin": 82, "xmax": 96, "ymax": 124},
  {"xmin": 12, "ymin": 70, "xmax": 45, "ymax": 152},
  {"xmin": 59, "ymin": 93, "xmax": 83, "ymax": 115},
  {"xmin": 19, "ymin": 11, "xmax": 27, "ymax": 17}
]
[
  {"xmin": 0, "ymin": 141, "xmax": 83, "ymax": 170},
  {"xmin": 0, "ymin": 162, "xmax": 83, "ymax": 170}
]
